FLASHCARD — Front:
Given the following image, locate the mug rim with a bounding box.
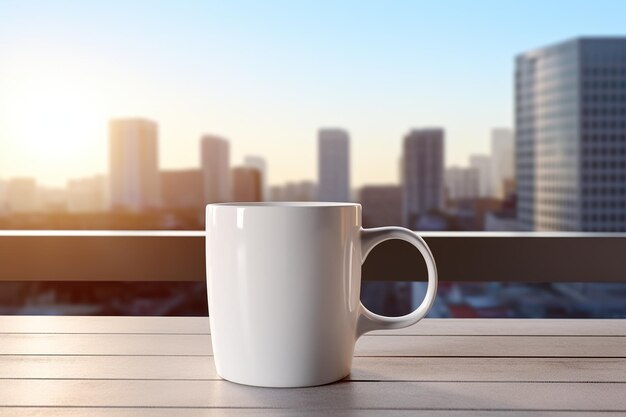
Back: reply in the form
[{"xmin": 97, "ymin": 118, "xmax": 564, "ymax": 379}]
[{"xmin": 207, "ymin": 202, "xmax": 361, "ymax": 208}]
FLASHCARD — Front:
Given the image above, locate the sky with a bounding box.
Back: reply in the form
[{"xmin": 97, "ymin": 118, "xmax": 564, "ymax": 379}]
[{"xmin": 1, "ymin": 0, "xmax": 626, "ymax": 188}]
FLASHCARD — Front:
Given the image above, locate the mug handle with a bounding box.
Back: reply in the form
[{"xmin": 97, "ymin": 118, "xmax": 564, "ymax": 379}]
[{"xmin": 357, "ymin": 227, "xmax": 438, "ymax": 337}]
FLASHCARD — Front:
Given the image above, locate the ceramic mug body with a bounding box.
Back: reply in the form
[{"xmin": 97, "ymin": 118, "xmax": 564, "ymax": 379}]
[{"xmin": 206, "ymin": 202, "xmax": 437, "ymax": 388}]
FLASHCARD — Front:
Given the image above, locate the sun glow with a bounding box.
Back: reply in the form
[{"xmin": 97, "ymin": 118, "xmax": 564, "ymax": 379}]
[{"xmin": 4, "ymin": 76, "xmax": 105, "ymax": 161}]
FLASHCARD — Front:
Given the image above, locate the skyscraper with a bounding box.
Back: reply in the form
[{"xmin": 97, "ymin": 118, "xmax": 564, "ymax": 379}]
[
  {"xmin": 318, "ymin": 128, "xmax": 350, "ymax": 202},
  {"xmin": 402, "ymin": 129, "xmax": 444, "ymax": 228},
  {"xmin": 490, "ymin": 128, "xmax": 514, "ymax": 199},
  {"xmin": 231, "ymin": 167, "xmax": 262, "ymax": 202},
  {"xmin": 516, "ymin": 37, "xmax": 626, "ymax": 231},
  {"xmin": 469, "ymin": 154, "xmax": 493, "ymax": 198},
  {"xmin": 244, "ymin": 155, "xmax": 267, "ymax": 201},
  {"xmin": 109, "ymin": 118, "xmax": 160, "ymax": 211},
  {"xmin": 200, "ymin": 135, "xmax": 230, "ymax": 204}
]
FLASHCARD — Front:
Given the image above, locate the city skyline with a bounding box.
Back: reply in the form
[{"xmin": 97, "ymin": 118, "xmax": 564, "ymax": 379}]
[
  {"xmin": 2, "ymin": 1, "xmax": 626, "ymax": 187},
  {"xmin": 0, "ymin": 120, "xmax": 509, "ymax": 191},
  {"xmin": 0, "ymin": 117, "xmax": 510, "ymax": 216}
]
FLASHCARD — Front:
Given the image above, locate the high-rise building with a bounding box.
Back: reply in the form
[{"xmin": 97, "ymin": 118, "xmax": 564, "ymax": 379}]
[
  {"xmin": 6, "ymin": 177, "xmax": 38, "ymax": 213},
  {"xmin": 402, "ymin": 129, "xmax": 444, "ymax": 228},
  {"xmin": 318, "ymin": 128, "xmax": 350, "ymax": 202},
  {"xmin": 244, "ymin": 156, "xmax": 267, "ymax": 201},
  {"xmin": 200, "ymin": 135, "xmax": 230, "ymax": 204},
  {"xmin": 516, "ymin": 37, "xmax": 626, "ymax": 231},
  {"xmin": 160, "ymin": 169, "xmax": 204, "ymax": 209},
  {"xmin": 67, "ymin": 175, "xmax": 107, "ymax": 213},
  {"xmin": 231, "ymin": 167, "xmax": 262, "ymax": 202},
  {"xmin": 445, "ymin": 166, "xmax": 480, "ymax": 201},
  {"xmin": 359, "ymin": 185, "xmax": 402, "ymax": 227},
  {"xmin": 469, "ymin": 154, "xmax": 493, "ymax": 198},
  {"xmin": 109, "ymin": 118, "xmax": 160, "ymax": 211},
  {"xmin": 490, "ymin": 128, "xmax": 514, "ymax": 199}
]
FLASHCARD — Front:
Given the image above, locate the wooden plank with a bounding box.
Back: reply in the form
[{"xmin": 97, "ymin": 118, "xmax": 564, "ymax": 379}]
[
  {"xmin": 355, "ymin": 335, "xmax": 626, "ymax": 357},
  {"xmin": 0, "ymin": 380, "xmax": 625, "ymax": 410},
  {"xmin": 375, "ymin": 319, "xmax": 626, "ymax": 336},
  {"xmin": 349, "ymin": 357, "xmax": 626, "ymax": 382},
  {"xmin": 1, "ymin": 334, "xmax": 624, "ymax": 357},
  {"xmin": 0, "ymin": 409, "xmax": 624, "ymax": 417},
  {"xmin": 0, "ymin": 334, "xmax": 211, "ymax": 356},
  {"xmin": 0, "ymin": 316, "xmax": 209, "ymax": 334},
  {"xmin": 0, "ymin": 355, "xmax": 214, "ymax": 380},
  {"xmin": 1, "ymin": 356, "xmax": 625, "ymax": 383},
  {"xmin": 2, "ymin": 317, "xmax": 625, "ymax": 336}
]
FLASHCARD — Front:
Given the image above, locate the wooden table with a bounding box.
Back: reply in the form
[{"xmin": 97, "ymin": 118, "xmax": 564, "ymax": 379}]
[{"xmin": 0, "ymin": 317, "xmax": 625, "ymax": 416}]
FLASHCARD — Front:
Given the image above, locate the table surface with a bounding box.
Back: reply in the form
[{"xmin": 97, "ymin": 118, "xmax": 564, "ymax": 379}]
[{"xmin": 0, "ymin": 316, "xmax": 625, "ymax": 416}]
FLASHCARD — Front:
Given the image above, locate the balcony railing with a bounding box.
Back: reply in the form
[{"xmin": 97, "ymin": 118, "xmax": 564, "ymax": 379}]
[{"xmin": 1, "ymin": 231, "xmax": 625, "ymax": 282}]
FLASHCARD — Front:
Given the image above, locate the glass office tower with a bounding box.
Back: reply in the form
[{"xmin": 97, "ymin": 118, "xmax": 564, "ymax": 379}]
[{"xmin": 516, "ymin": 38, "xmax": 626, "ymax": 231}]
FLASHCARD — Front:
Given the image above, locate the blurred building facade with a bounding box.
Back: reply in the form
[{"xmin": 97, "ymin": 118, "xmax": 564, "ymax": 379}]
[
  {"xmin": 244, "ymin": 156, "xmax": 267, "ymax": 201},
  {"xmin": 231, "ymin": 167, "xmax": 262, "ymax": 202},
  {"xmin": 402, "ymin": 128, "xmax": 444, "ymax": 228},
  {"xmin": 445, "ymin": 166, "xmax": 480, "ymax": 201},
  {"xmin": 469, "ymin": 154, "xmax": 493, "ymax": 198},
  {"xmin": 490, "ymin": 128, "xmax": 514, "ymax": 199},
  {"xmin": 270, "ymin": 181, "xmax": 317, "ymax": 201},
  {"xmin": 0, "ymin": 179, "xmax": 5, "ymax": 213},
  {"xmin": 516, "ymin": 37, "xmax": 626, "ymax": 231},
  {"xmin": 359, "ymin": 185, "xmax": 402, "ymax": 227},
  {"xmin": 67, "ymin": 176, "xmax": 107, "ymax": 213},
  {"xmin": 160, "ymin": 169, "xmax": 203, "ymax": 209},
  {"xmin": 38, "ymin": 187, "xmax": 67, "ymax": 212},
  {"xmin": 485, "ymin": 211, "xmax": 522, "ymax": 231},
  {"xmin": 6, "ymin": 178, "xmax": 38, "ymax": 213},
  {"xmin": 109, "ymin": 118, "xmax": 160, "ymax": 211},
  {"xmin": 318, "ymin": 128, "xmax": 350, "ymax": 202},
  {"xmin": 200, "ymin": 135, "xmax": 230, "ymax": 204}
]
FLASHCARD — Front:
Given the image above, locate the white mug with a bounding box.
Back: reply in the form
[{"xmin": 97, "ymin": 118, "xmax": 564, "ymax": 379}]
[{"xmin": 206, "ymin": 202, "xmax": 437, "ymax": 387}]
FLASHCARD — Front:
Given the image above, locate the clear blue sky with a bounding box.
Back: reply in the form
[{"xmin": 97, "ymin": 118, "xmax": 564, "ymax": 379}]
[{"xmin": 1, "ymin": 0, "xmax": 625, "ymax": 187}]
